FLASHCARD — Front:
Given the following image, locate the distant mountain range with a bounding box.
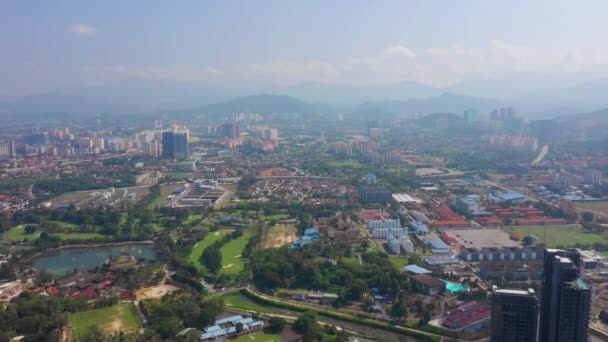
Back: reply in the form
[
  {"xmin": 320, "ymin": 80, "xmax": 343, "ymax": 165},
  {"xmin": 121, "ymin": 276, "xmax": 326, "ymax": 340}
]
[
  {"xmin": 4, "ymin": 75, "xmax": 608, "ymax": 121},
  {"xmin": 351, "ymin": 93, "xmax": 501, "ymax": 119}
]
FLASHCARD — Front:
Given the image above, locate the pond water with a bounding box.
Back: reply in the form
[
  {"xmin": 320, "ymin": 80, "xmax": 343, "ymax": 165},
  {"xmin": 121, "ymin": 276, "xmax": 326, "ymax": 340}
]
[
  {"xmin": 444, "ymin": 280, "xmax": 468, "ymax": 293},
  {"xmin": 32, "ymin": 243, "xmax": 157, "ymax": 276}
]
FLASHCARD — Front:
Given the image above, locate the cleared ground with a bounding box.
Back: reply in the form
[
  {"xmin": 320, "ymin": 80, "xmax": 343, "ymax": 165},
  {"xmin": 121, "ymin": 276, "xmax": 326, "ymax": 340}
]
[
  {"xmin": 447, "ymin": 229, "xmax": 520, "ymax": 249},
  {"xmin": 134, "ymin": 284, "xmax": 180, "ymax": 300},
  {"xmin": 51, "ymin": 186, "xmax": 151, "ymax": 208},
  {"xmin": 189, "ymin": 230, "xmax": 231, "ymax": 271},
  {"xmin": 503, "ymin": 224, "xmax": 607, "ymax": 248},
  {"xmin": 575, "ymin": 201, "xmax": 608, "ymax": 215},
  {"xmin": 262, "ymin": 223, "xmax": 298, "ymax": 248},
  {"xmin": 69, "ymin": 303, "xmax": 141, "ymax": 341},
  {"xmin": 220, "ymin": 230, "xmax": 254, "ymax": 274},
  {"xmin": 416, "ymin": 168, "xmax": 444, "ymax": 176},
  {"xmin": 147, "ymin": 183, "xmax": 186, "ymax": 210},
  {"xmin": 233, "ymin": 332, "xmax": 286, "ymax": 342}
]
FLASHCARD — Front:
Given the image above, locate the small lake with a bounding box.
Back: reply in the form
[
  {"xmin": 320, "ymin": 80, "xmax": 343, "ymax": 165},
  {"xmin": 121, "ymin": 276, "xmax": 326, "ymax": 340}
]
[{"xmin": 33, "ymin": 243, "xmax": 158, "ymax": 276}]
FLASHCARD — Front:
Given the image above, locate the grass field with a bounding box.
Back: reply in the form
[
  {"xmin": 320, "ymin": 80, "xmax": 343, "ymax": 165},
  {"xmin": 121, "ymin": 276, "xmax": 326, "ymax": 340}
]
[
  {"xmin": 147, "ymin": 183, "xmax": 183, "ymax": 210},
  {"xmin": 389, "ymin": 256, "xmax": 408, "ymax": 270},
  {"xmin": 263, "ymin": 213, "xmax": 290, "ymax": 221},
  {"xmin": 189, "ymin": 230, "xmax": 231, "ymax": 271},
  {"xmin": 3, "ymin": 225, "xmax": 105, "ymax": 242},
  {"xmin": 262, "ymin": 223, "xmax": 297, "ymax": 248},
  {"xmin": 504, "ymin": 225, "xmax": 607, "ymax": 247},
  {"xmin": 222, "ymin": 292, "xmax": 269, "ymax": 312},
  {"xmin": 183, "ymin": 214, "xmax": 203, "ymax": 225},
  {"xmin": 233, "ymin": 332, "xmax": 286, "ymax": 342},
  {"xmin": 220, "ymin": 230, "xmax": 254, "ymax": 274},
  {"xmin": 326, "ymin": 160, "xmax": 365, "ymax": 169},
  {"xmin": 70, "ymin": 303, "xmax": 141, "ymax": 341}
]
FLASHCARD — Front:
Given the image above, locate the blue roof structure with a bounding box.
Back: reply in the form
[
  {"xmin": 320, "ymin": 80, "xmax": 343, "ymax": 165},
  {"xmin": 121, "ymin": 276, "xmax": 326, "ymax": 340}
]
[
  {"xmin": 304, "ymin": 227, "xmax": 320, "ymax": 237},
  {"xmin": 404, "ymin": 264, "xmax": 432, "ymax": 274},
  {"xmin": 428, "ymin": 237, "xmax": 450, "ymax": 251},
  {"xmin": 410, "ymin": 221, "xmax": 429, "ymax": 234},
  {"xmin": 492, "ymin": 192, "xmax": 526, "ymax": 202}
]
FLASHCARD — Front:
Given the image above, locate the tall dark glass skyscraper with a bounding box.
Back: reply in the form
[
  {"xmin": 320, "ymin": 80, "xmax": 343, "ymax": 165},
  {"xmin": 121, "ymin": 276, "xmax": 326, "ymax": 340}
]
[
  {"xmin": 540, "ymin": 249, "xmax": 591, "ymax": 342},
  {"xmin": 161, "ymin": 132, "xmax": 188, "ymax": 160},
  {"xmin": 491, "ymin": 286, "xmax": 539, "ymax": 342}
]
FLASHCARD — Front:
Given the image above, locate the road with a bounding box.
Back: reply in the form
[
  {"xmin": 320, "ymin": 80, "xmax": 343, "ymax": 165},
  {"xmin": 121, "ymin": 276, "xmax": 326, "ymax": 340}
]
[{"xmin": 532, "ymin": 145, "xmax": 549, "ymax": 165}]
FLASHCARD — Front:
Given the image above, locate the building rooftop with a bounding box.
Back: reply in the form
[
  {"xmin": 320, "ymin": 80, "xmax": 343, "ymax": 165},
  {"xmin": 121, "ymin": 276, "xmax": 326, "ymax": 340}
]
[
  {"xmin": 492, "ymin": 286, "xmax": 535, "ymax": 296},
  {"xmin": 404, "ymin": 264, "xmax": 432, "ymax": 274}
]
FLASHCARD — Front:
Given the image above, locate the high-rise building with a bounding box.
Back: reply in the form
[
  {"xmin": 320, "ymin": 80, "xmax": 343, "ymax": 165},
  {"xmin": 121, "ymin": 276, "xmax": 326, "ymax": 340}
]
[
  {"xmin": 491, "ymin": 286, "xmax": 539, "ymax": 342},
  {"xmin": 220, "ymin": 123, "xmax": 240, "ymax": 138},
  {"xmin": 463, "ymin": 109, "xmax": 477, "ymax": 125},
  {"xmin": 540, "ymin": 249, "xmax": 591, "ymax": 342},
  {"xmin": 583, "ymin": 169, "xmax": 602, "ymax": 185},
  {"xmin": 0, "ymin": 139, "xmax": 16, "ymax": 157},
  {"xmin": 23, "ymin": 133, "xmax": 49, "ymax": 145},
  {"xmin": 161, "ymin": 132, "xmax": 189, "ymax": 160},
  {"xmin": 531, "ymin": 120, "xmax": 559, "ymax": 144}
]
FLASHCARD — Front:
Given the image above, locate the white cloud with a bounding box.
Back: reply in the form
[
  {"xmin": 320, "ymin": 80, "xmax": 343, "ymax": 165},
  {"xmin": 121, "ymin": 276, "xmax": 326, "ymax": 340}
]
[
  {"xmin": 73, "ymin": 41, "xmax": 608, "ymax": 87},
  {"xmin": 78, "ymin": 65, "xmax": 224, "ymax": 82},
  {"xmin": 71, "ymin": 24, "xmax": 98, "ymax": 37}
]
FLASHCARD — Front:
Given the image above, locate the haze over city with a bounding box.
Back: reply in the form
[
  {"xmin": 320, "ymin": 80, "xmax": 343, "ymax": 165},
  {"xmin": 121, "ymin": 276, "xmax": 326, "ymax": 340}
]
[
  {"xmin": 4, "ymin": 1, "xmax": 608, "ymax": 116},
  {"xmin": 2, "ymin": 2, "xmax": 608, "ymax": 342}
]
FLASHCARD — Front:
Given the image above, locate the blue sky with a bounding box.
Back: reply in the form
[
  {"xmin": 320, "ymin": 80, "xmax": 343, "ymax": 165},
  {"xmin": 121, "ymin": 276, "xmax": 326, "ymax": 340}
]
[{"xmin": 3, "ymin": 0, "xmax": 608, "ymax": 95}]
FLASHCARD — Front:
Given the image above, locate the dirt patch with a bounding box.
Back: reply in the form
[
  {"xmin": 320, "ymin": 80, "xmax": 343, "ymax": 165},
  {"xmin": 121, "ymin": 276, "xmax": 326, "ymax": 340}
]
[
  {"xmin": 262, "ymin": 224, "xmax": 298, "ymax": 248},
  {"xmin": 135, "ymin": 284, "xmax": 180, "ymax": 300}
]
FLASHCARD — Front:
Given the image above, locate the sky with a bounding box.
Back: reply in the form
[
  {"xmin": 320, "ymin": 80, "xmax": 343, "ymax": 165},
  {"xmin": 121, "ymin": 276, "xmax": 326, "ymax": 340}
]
[{"xmin": 3, "ymin": 0, "xmax": 608, "ymax": 96}]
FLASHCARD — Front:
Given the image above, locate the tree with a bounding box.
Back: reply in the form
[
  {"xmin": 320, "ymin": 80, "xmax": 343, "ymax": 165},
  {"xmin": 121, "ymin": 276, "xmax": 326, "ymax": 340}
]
[
  {"xmin": 522, "ymin": 235, "xmax": 535, "ymax": 246},
  {"xmin": 200, "ymin": 244, "xmax": 222, "ymax": 274},
  {"xmin": 24, "ymin": 225, "xmax": 37, "ymax": 234},
  {"xmin": 264, "ymin": 317, "xmax": 287, "ymax": 334},
  {"xmin": 293, "ymin": 311, "xmax": 319, "ymax": 340},
  {"xmin": 390, "ymin": 293, "xmax": 408, "ymax": 320},
  {"xmin": 600, "ymin": 310, "xmax": 608, "ymax": 324},
  {"xmin": 582, "ymin": 211, "xmax": 594, "ymax": 223},
  {"xmin": 419, "ymin": 310, "xmax": 432, "ymax": 325}
]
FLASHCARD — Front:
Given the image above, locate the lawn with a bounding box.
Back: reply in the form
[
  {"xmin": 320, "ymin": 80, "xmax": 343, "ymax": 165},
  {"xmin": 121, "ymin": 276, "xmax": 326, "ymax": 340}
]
[
  {"xmin": 233, "ymin": 332, "xmax": 286, "ymax": 342},
  {"xmin": 189, "ymin": 230, "xmax": 231, "ymax": 271},
  {"xmin": 261, "ymin": 223, "xmax": 297, "ymax": 248},
  {"xmin": 220, "ymin": 230, "xmax": 254, "ymax": 274},
  {"xmin": 183, "ymin": 214, "xmax": 203, "ymax": 225},
  {"xmin": 222, "ymin": 292, "xmax": 269, "ymax": 312},
  {"xmin": 389, "ymin": 256, "xmax": 408, "ymax": 270},
  {"xmin": 3, "ymin": 225, "xmax": 105, "ymax": 242},
  {"xmin": 69, "ymin": 303, "xmax": 141, "ymax": 341},
  {"xmin": 503, "ymin": 225, "xmax": 608, "ymax": 248},
  {"xmin": 263, "ymin": 213, "xmax": 290, "ymax": 221}
]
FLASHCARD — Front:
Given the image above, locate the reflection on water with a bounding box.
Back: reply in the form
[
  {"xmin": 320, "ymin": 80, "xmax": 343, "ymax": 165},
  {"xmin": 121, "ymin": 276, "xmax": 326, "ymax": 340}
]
[{"xmin": 33, "ymin": 243, "xmax": 157, "ymax": 276}]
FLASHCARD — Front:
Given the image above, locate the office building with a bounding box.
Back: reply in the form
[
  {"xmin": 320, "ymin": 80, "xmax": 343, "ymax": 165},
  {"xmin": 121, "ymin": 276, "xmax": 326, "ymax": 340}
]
[
  {"xmin": 531, "ymin": 120, "xmax": 559, "ymax": 144},
  {"xmin": 540, "ymin": 249, "xmax": 591, "ymax": 342},
  {"xmin": 161, "ymin": 132, "xmax": 189, "ymax": 160},
  {"xmin": 0, "ymin": 139, "xmax": 16, "ymax": 157},
  {"xmin": 583, "ymin": 169, "xmax": 602, "ymax": 186},
  {"xmin": 491, "ymin": 286, "xmax": 539, "ymax": 342},
  {"xmin": 359, "ymin": 184, "xmax": 392, "ymax": 203}
]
